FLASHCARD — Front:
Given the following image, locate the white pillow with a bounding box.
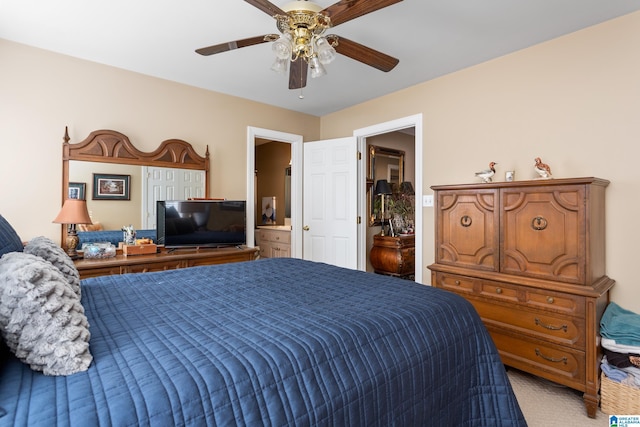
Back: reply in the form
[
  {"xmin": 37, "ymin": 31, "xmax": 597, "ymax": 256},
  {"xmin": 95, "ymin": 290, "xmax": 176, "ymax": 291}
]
[
  {"xmin": 0, "ymin": 252, "xmax": 92, "ymax": 375},
  {"xmin": 24, "ymin": 236, "xmax": 81, "ymax": 298}
]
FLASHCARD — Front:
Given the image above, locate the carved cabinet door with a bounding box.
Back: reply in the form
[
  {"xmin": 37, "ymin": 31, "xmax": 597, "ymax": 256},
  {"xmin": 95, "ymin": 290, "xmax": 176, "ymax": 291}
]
[
  {"xmin": 501, "ymin": 185, "xmax": 585, "ymax": 284},
  {"xmin": 436, "ymin": 189, "xmax": 499, "ymax": 271}
]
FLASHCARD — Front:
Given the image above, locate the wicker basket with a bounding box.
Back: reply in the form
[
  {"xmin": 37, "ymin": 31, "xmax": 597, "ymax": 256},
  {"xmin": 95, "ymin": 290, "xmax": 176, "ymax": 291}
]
[{"xmin": 600, "ymin": 373, "xmax": 640, "ymax": 414}]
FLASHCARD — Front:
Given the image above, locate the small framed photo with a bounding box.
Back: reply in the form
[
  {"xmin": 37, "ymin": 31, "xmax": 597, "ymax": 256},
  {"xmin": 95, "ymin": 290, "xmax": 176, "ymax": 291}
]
[
  {"xmin": 92, "ymin": 173, "xmax": 131, "ymax": 200},
  {"xmin": 68, "ymin": 182, "xmax": 86, "ymax": 200}
]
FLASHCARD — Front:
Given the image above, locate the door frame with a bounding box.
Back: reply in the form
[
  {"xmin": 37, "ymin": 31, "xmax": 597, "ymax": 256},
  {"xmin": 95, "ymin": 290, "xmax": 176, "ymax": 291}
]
[
  {"xmin": 354, "ymin": 114, "xmax": 424, "ymax": 283},
  {"xmin": 246, "ymin": 127, "xmax": 303, "ymax": 258}
]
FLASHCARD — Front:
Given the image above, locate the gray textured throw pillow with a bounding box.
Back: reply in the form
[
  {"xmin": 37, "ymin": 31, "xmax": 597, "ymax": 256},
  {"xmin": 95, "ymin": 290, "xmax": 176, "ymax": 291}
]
[
  {"xmin": 24, "ymin": 236, "xmax": 81, "ymax": 298},
  {"xmin": 0, "ymin": 252, "xmax": 92, "ymax": 376}
]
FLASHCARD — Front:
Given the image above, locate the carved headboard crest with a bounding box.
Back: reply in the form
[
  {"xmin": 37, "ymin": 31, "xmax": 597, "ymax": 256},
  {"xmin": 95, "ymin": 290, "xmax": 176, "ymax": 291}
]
[{"xmin": 63, "ymin": 128, "xmax": 209, "ymax": 170}]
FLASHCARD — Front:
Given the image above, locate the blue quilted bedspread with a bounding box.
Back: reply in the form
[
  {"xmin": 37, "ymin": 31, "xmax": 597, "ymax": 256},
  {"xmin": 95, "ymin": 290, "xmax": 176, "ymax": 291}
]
[{"xmin": 0, "ymin": 258, "xmax": 525, "ymax": 426}]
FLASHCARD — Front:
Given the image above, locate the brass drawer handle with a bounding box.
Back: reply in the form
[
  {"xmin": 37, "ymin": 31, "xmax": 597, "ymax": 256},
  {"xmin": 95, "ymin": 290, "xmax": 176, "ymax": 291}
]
[
  {"xmin": 546, "ymin": 296, "xmax": 555, "ymax": 304},
  {"xmin": 454, "ymin": 280, "xmax": 461, "ymax": 285},
  {"xmin": 495, "ymin": 288, "xmax": 502, "ymax": 294},
  {"xmin": 535, "ymin": 348, "xmax": 567, "ymax": 364},
  {"xmin": 535, "ymin": 318, "xmax": 568, "ymax": 332},
  {"xmin": 531, "ymin": 216, "xmax": 548, "ymax": 231}
]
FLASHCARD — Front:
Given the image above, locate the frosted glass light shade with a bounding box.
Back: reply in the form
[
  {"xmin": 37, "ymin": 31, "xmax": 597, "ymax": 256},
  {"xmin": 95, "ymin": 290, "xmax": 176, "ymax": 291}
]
[
  {"xmin": 272, "ymin": 35, "xmax": 292, "ymax": 60},
  {"xmin": 271, "ymin": 57, "xmax": 289, "ymax": 74},
  {"xmin": 309, "ymin": 56, "xmax": 326, "ymax": 78},
  {"xmin": 316, "ymin": 37, "xmax": 336, "ymax": 65}
]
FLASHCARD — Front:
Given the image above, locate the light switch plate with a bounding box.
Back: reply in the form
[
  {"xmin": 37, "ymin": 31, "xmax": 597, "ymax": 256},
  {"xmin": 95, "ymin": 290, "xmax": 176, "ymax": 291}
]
[{"xmin": 423, "ymin": 195, "xmax": 434, "ymax": 207}]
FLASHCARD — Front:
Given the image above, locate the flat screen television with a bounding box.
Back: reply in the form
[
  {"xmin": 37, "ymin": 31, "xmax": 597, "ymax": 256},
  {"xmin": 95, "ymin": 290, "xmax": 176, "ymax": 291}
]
[{"xmin": 156, "ymin": 200, "xmax": 246, "ymax": 248}]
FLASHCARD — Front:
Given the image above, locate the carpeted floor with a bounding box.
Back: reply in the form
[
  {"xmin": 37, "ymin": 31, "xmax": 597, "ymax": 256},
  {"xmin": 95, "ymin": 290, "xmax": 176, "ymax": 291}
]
[{"xmin": 507, "ymin": 368, "xmax": 607, "ymax": 426}]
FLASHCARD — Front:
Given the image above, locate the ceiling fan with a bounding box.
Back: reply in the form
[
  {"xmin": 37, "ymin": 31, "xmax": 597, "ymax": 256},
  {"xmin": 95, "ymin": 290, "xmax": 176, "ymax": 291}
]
[{"xmin": 196, "ymin": 0, "xmax": 402, "ymax": 90}]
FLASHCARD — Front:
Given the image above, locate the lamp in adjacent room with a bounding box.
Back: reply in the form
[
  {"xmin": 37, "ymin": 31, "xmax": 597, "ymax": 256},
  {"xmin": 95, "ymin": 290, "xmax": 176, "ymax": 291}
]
[
  {"xmin": 400, "ymin": 181, "xmax": 414, "ymax": 195},
  {"xmin": 375, "ymin": 179, "xmax": 392, "ymax": 236},
  {"xmin": 53, "ymin": 199, "xmax": 92, "ymax": 259}
]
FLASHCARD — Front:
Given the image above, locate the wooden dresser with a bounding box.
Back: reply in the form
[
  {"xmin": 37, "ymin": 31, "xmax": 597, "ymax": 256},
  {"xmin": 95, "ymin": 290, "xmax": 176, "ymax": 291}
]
[
  {"xmin": 255, "ymin": 228, "xmax": 291, "ymax": 258},
  {"xmin": 75, "ymin": 246, "xmax": 259, "ymax": 279},
  {"xmin": 428, "ymin": 177, "xmax": 614, "ymax": 418},
  {"xmin": 370, "ymin": 234, "xmax": 415, "ymax": 278}
]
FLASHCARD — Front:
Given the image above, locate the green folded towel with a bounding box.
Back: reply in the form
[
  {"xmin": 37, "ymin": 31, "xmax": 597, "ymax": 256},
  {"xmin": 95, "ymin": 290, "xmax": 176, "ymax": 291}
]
[{"xmin": 600, "ymin": 302, "xmax": 640, "ymax": 347}]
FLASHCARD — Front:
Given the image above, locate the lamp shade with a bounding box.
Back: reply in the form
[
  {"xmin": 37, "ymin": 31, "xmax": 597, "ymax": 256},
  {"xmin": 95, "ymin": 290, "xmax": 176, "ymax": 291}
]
[
  {"xmin": 400, "ymin": 181, "xmax": 415, "ymax": 194},
  {"xmin": 52, "ymin": 199, "xmax": 92, "ymax": 225},
  {"xmin": 375, "ymin": 179, "xmax": 392, "ymax": 195}
]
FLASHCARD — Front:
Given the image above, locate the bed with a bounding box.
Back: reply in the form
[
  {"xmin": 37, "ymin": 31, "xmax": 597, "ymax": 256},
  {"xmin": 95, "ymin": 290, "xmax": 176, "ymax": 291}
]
[{"xmin": 0, "ymin": 213, "xmax": 525, "ymax": 426}]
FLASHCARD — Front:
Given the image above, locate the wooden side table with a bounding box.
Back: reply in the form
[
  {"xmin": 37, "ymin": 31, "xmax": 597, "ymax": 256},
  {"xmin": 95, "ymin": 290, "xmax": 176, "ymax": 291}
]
[{"xmin": 370, "ymin": 234, "xmax": 415, "ymax": 278}]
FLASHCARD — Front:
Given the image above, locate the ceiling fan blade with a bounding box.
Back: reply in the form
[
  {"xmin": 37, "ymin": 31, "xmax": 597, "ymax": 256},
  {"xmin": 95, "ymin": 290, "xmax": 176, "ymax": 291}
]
[
  {"xmin": 332, "ymin": 36, "xmax": 399, "ymax": 72},
  {"xmin": 244, "ymin": 0, "xmax": 286, "ymax": 17},
  {"xmin": 195, "ymin": 35, "xmax": 273, "ymax": 56},
  {"xmin": 322, "ymin": 0, "xmax": 403, "ymax": 26},
  {"xmin": 289, "ymin": 57, "xmax": 308, "ymax": 89}
]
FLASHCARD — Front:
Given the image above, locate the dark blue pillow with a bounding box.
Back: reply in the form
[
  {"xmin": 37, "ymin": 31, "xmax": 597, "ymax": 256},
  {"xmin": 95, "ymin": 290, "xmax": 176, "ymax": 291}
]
[{"xmin": 0, "ymin": 214, "xmax": 23, "ymax": 257}]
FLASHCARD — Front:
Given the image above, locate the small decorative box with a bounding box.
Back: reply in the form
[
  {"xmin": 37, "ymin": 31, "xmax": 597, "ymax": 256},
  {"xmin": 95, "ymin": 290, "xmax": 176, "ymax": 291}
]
[
  {"xmin": 82, "ymin": 242, "xmax": 117, "ymax": 259},
  {"xmin": 123, "ymin": 243, "xmax": 157, "ymax": 256}
]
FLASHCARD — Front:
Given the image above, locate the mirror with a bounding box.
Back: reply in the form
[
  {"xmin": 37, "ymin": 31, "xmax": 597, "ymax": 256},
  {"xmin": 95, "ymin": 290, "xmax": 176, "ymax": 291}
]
[
  {"xmin": 61, "ymin": 128, "xmax": 209, "ymax": 242},
  {"xmin": 284, "ymin": 166, "xmax": 291, "ymax": 219},
  {"xmin": 367, "ymin": 145, "xmax": 405, "ymax": 226}
]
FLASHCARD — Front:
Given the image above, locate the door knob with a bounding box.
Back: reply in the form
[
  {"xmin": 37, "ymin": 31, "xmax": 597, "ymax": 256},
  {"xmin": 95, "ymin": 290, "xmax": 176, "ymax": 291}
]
[{"xmin": 303, "ymin": 225, "xmax": 310, "ymax": 231}]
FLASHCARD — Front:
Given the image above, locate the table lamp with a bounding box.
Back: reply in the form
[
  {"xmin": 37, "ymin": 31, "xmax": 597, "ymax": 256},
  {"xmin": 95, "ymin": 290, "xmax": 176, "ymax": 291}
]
[
  {"xmin": 53, "ymin": 199, "xmax": 92, "ymax": 259},
  {"xmin": 400, "ymin": 181, "xmax": 414, "ymax": 195},
  {"xmin": 375, "ymin": 179, "xmax": 392, "ymax": 236}
]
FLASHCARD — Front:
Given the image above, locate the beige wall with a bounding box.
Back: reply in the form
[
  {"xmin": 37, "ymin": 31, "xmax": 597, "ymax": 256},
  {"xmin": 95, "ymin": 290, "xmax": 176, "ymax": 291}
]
[
  {"xmin": 0, "ymin": 39, "xmax": 320, "ymax": 243},
  {"xmin": 321, "ymin": 11, "xmax": 640, "ymax": 312},
  {"xmin": 2, "ymin": 11, "xmax": 639, "ymax": 312},
  {"xmin": 69, "ymin": 161, "xmax": 142, "ymax": 229}
]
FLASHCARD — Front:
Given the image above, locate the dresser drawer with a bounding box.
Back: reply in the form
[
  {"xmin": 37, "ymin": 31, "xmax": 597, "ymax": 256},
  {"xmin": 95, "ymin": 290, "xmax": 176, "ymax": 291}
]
[
  {"xmin": 488, "ymin": 328, "xmax": 586, "ymax": 390},
  {"xmin": 122, "ymin": 259, "xmax": 186, "ymax": 274},
  {"xmin": 434, "ymin": 272, "xmax": 475, "ymax": 294},
  {"xmin": 435, "ymin": 272, "xmax": 584, "ymax": 317},
  {"xmin": 525, "ymin": 289, "xmax": 583, "ymax": 317},
  {"xmin": 258, "ymin": 229, "xmax": 291, "ymax": 244},
  {"xmin": 479, "ymin": 281, "xmax": 519, "ymax": 303},
  {"xmin": 469, "ymin": 299, "xmax": 584, "ymax": 347}
]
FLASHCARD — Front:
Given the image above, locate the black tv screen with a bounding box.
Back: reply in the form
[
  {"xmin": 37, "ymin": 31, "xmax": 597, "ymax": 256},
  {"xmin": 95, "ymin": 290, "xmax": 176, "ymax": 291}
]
[{"xmin": 156, "ymin": 200, "xmax": 246, "ymax": 248}]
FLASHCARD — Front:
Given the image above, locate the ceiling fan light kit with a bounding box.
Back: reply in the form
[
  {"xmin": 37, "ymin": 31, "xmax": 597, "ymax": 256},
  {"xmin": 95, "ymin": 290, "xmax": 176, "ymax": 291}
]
[{"xmin": 196, "ymin": 0, "xmax": 403, "ymax": 90}]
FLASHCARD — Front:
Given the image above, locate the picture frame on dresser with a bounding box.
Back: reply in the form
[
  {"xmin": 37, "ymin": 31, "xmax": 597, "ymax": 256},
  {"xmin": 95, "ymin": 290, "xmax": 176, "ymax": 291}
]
[{"xmin": 68, "ymin": 182, "xmax": 86, "ymax": 200}]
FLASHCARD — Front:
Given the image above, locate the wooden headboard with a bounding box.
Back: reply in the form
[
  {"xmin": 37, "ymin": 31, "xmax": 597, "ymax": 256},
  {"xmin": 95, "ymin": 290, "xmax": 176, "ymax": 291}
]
[{"xmin": 60, "ymin": 127, "xmax": 210, "ymax": 241}]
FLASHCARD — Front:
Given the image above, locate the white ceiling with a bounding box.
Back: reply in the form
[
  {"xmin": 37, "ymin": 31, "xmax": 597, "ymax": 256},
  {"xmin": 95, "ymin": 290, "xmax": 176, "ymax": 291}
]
[{"xmin": 2, "ymin": 1, "xmax": 639, "ymax": 116}]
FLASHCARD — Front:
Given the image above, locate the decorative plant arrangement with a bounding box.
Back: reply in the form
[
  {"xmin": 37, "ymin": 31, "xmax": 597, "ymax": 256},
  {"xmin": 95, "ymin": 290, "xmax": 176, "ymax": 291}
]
[
  {"xmin": 388, "ymin": 187, "xmax": 415, "ymax": 235},
  {"xmin": 373, "ymin": 183, "xmax": 415, "ymax": 236}
]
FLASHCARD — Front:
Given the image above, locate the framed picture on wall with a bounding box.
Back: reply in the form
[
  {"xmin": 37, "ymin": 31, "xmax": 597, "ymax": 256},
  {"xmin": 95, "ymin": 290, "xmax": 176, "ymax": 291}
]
[
  {"xmin": 68, "ymin": 182, "xmax": 86, "ymax": 200},
  {"xmin": 92, "ymin": 173, "xmax": 131, "ymax": 200}
]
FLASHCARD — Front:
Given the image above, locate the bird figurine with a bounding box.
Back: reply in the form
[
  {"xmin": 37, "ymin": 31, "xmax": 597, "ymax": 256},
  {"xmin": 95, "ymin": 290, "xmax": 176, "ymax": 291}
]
[
  {"xmin": 475, "ymin": 162, "xmax": 497, "ymax": 183},
  {"xmin": 534, "ymin": 157, "xmax": 552, "ymax": 179}
]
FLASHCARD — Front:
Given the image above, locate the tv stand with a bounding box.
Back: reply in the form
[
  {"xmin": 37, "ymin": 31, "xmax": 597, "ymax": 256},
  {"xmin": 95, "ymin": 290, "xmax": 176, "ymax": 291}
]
[{"xmin": 74, "ymin": 246, "xmax": 259, "ymax": 279}]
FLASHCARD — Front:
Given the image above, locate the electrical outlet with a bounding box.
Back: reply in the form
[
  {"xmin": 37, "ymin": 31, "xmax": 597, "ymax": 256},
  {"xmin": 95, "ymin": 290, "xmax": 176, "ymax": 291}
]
[{"xmin": 423, "ymin": 195, "xmax": 434, "ymax": 207}]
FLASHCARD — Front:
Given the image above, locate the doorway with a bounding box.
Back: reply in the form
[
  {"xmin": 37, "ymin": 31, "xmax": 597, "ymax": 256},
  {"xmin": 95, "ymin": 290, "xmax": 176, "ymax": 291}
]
[
  {"xmin": 246, "ymin": 114, "xmax": 423, "ymax": 282},
  {"xmin": 246, "ymin": 127, "xmax": 303, "ymax": 257},
  {"xmin": 354, "ymin": 114, "xmax": 423, "ymax": 283}
]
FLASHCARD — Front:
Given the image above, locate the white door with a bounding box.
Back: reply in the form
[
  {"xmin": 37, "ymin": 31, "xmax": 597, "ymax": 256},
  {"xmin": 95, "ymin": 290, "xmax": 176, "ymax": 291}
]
[
  {"xmin": 303, "ymin": 137, "xmax": 358, "ymax": 269},
  {"xmin": 142, "ymin": 167, "xmax": 205, "ymax": 228}
]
